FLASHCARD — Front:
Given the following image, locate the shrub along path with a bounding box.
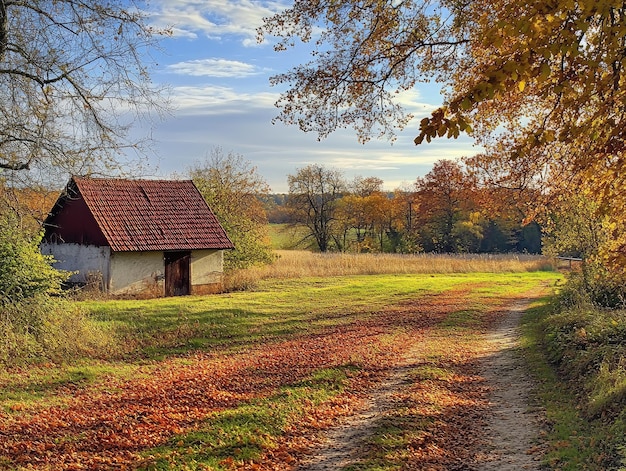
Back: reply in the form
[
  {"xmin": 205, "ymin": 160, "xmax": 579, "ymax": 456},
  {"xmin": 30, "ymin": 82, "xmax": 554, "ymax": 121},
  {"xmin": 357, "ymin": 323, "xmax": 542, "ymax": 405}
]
[{"xmin": 0, "ymin": 285, "xmax": 549, "ymax": 470}]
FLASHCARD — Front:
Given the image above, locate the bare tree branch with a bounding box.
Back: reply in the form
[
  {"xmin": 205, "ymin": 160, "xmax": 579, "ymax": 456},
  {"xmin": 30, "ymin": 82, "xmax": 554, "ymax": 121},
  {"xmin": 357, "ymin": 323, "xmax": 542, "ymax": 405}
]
[{"xmin": 0, "ymin": 0, "xmax": 169, "ymax": 185}]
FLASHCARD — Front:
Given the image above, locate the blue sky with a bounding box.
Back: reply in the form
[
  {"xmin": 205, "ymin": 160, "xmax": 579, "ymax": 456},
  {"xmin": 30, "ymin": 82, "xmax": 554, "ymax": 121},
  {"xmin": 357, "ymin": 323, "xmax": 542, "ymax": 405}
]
[{"xmin": 138, "ymin": 0, "xmax": 480, "ymax": 193}]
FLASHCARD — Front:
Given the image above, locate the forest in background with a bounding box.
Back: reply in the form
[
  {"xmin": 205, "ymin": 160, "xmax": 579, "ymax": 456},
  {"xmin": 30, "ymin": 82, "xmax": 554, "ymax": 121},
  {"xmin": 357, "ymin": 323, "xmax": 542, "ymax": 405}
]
[{"xmin": 264, "ymin": 159, "xmax": 541, "ymax": 255}]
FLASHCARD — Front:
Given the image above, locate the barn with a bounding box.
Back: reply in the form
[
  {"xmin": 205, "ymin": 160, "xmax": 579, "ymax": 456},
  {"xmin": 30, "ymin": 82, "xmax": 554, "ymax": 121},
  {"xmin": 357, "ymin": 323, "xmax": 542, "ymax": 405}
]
[{"xmin": 40, "ymin": 176, "xmax": 234, "ymax": 296}]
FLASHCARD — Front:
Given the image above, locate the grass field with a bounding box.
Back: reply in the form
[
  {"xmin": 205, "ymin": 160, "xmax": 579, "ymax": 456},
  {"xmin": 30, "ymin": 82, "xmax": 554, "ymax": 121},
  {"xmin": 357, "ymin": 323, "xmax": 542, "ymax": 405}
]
[
  {"xmin": 224, "ymin": 249, "xmax": 554, "ymax": 291},
  {"xmin": 0, "ymin": 253, "xmax": 563, "ymax": 470},
  {"xmin": 2, "ymin": 250, "xmax": 624, "ymax": 470},
  {"xmin": 268, "ymin": 224, "xmax": 312, "ymax": 250}
]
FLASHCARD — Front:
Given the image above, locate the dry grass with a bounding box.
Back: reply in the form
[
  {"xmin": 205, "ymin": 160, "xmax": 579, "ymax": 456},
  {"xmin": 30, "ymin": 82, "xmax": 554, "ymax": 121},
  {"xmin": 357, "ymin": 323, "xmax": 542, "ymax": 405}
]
[{"xmin": 224, "ymin": 250, "xmax": 555, "ymax": 291}]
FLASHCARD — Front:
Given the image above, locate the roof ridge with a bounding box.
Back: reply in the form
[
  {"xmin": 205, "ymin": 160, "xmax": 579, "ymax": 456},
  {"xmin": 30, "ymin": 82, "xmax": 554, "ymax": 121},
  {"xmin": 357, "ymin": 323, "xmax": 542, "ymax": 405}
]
[{"xmin": 65, "ymin": 177, "xmax": 234, "ymax": 252}]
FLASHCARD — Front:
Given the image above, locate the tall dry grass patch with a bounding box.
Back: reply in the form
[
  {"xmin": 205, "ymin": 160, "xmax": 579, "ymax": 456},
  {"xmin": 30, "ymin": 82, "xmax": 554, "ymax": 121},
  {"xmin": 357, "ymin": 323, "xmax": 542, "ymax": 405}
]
[{"xmin": 224, "ymin": 251, "xmax": 554, "ymax": 291}]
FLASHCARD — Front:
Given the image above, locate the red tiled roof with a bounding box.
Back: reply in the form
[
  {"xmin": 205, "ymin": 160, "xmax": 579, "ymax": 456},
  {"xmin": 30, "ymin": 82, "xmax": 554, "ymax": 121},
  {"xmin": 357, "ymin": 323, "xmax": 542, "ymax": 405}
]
[{"xmin": 70, "ymin": 177, "xmax": 234, "ymax": 252}]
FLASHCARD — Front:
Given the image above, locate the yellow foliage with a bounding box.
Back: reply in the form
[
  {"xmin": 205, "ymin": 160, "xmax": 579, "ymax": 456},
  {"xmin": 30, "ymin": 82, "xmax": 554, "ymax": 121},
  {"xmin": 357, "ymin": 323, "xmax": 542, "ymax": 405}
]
[{"xmin": 260, "ymin": 0, "xmax": 626, "ymax": 273}]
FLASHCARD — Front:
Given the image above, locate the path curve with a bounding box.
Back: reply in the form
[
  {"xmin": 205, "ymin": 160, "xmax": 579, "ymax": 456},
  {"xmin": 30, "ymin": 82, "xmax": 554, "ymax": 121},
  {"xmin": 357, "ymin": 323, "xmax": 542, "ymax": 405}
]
[{"xmin": 296, "ymin": 298, "xmax": 545, "ymax": 470}]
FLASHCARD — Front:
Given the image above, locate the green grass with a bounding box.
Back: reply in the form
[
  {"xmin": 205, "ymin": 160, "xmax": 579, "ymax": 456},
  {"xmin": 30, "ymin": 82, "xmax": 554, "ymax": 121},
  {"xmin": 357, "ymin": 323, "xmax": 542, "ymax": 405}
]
[
  {"xmin": 521, "ymin": 299, "xmax": 626, "ymax": 470},
  {"xmin": 268, "ymin": 223, "xmax": 312, "ymax": 249},
  {"xmin": 84, "ymin": 272, "xmax": 559, "ymax": 358},
  {"xmin": 140, "ymin": 367, "xmax": 350, "ymax": 470},
  {"xmin": 1, "ymin": 269, "xmax": 565, "ymax": 470},
  {"xmin": 1, "ymin": 272, "xmax": 559, "ymax": 408}
]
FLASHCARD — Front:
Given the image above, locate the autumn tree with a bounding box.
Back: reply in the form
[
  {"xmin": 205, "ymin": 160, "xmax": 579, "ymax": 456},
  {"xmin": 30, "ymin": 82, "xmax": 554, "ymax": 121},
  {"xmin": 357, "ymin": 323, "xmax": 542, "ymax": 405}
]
[
  {"xmin": 451, "ymin": 213, "xmax": 486, "ymax": 253},
  {"xmin": 366, "ymin": 192, "xmax": 400, "ymax": 252},
  {"xmin": 259, "ymin": 0, "xmax": 626, "ymax": 277},
  {"xmin": 259, "ymin": 0, "xmax": 464, "ymax": 143},
  {"xmin": 335, "ymin": 194, "xmax": 367, "ymax": 251},
  {"xmin": 264, "ymin": 194, "xmax": 291, "ymax": 224},
  {"xmin": 0, "ymin": 1, "xmax": 167, "ymax": 185},
  {"xmin": 542, "ymin": 194, "xmax": 619, "ymax": 304},
  {"xmin": 351, "ymin": 176, "xmax": 384, "ymax": 197},
  {"xmin": 287, "ymin": 164, "xmax": 346, "ymax": 252},
  {"xmin": 275, "ymin": 167, "xmax": 537, "ymax": 254},
  {"xmin": 189, "ymin": 148, "xmax": 274, "ymax": 271},
  {"xmin": 415, "ymin": 160, "xmax": 478, "ymax": 253},
  {"xmin": 386, "ymin": 189, "xmax": 419, "ymax": 253},
  {"xmin": 0, "ymin": 178, "xmax": 58, "ymax": 235},
  {"xmin": 464, "ymin": 176, "xmax": 543, "ymax": 254},
  {"xmin": 335, "ymin": 176, "xmax": 386, "ymax": 251}
]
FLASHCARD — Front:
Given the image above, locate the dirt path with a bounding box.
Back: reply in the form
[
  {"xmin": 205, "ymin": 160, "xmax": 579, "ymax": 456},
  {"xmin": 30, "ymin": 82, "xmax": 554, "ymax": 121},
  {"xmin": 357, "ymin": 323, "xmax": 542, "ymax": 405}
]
[
  {"xmin": 296, "ymin": 299, "xmax": 545, "ymax": 470},
  {"xmin": 295, "ymin": 360, "xmax": 415, "ymax": 470},
  {"xmin": 477, "ymin": 300, "xmax": 544, "ymax": 470}
]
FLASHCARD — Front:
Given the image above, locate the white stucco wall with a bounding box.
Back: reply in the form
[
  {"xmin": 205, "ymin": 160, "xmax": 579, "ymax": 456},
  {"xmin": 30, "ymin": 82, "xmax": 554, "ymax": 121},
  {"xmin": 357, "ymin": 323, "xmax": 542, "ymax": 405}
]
[
  {"xmin": 40, "ymin": 243, "xmax": 110, "ymax": 288},
  {"xmin": 40, "ymin": 245, "xmax": 225, "ymax": 296},
  {"xmin": 191, "ymin": 249, "xmax": 224, "ymax": 287},
  {"xmin": 109, "ymin": 251, "xmax": 164, "ymax": 295},
  {"xmin": 111, "ymin": 250, "xmax": 223, "ymax": 295}
]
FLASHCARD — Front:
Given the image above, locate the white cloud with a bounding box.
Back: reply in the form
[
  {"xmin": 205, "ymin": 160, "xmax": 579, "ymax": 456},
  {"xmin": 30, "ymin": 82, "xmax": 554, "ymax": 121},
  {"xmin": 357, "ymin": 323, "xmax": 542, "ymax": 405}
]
[
  {"xmin": 139, "ymin": 100, "xmax": 481, "ymax": 192},
  {"xmin": 169, "ymin": 85, "xmax": 277, "ymax": 112},
  {"xmin": 147, "ymin": 0, "xmax": 289, "ymax": 45},
  {"xmin": 395, "ymin": 88, "xmax": 441, "ymax": 113},
  {"xmin": 167, "ymin": 58, "xmax": 261, "ymax": 78}
]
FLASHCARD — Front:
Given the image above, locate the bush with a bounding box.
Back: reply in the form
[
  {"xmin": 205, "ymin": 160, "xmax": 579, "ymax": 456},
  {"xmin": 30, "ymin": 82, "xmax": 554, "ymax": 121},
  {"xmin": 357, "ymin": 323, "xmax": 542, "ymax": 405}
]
[
  {"xmin": 223, "ymin": 219, "xmax": 276, "ymax": 271},
  {"xmin": 189, "ymin": 148, "xmax": 276, "ymax": 272},
  {"xmin": 0, "ymin": 210, "xmax": 115, "ymax": 365},
  {"xmin": 558, "ymin": 261, "xmax": 626, "ymax": 309},
  {"xmin": 0, "ymin": 212, "xmax": 67, "ymax": 303},
  {"xmin": 0, "ymin": 296, "xmax": 117, "ymax": 364},
  {"xmin": 539, "ymin": 301, "xmax": 626, "ymax": 469},
  {"xmin": 543, "ymin": 301, "xmax": 626, "ymax": 418}
]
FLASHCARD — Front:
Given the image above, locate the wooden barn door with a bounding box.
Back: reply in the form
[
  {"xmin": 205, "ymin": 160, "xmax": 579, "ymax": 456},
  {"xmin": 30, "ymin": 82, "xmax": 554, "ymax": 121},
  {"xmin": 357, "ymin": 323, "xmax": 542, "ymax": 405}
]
[{"xmin": 165, "ymin": 251, "xmax": 191, "ymax": 296}]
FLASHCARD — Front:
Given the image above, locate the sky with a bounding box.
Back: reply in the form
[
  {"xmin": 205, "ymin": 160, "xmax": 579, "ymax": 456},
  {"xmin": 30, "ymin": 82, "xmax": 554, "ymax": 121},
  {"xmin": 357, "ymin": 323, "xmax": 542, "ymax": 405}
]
[{"xmin": 136, "ymin": 0, "xmax": 481, "ymax": 193}]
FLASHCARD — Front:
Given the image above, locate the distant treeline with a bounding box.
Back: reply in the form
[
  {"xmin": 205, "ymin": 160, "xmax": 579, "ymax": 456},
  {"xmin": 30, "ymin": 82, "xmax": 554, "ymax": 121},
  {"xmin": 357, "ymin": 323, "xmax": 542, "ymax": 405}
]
[{"xmin": 263, "ymin": 161, "xmax": 542, "ymax": 254}]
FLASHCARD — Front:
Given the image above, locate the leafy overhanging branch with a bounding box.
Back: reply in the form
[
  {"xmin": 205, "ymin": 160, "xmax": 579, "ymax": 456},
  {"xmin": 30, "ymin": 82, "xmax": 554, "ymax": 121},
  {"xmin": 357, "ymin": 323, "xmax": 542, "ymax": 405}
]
[{"xmin": 260, "ymin": 0, "xmax": 626, "ymax": 270}]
